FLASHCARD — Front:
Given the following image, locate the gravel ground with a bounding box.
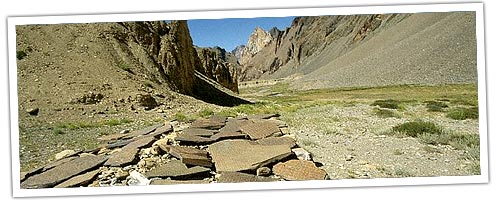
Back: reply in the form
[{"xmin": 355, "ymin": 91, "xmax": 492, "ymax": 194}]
[{"xmin": 281, "ymin": 103, "xmax": 479, "ymax": 179}]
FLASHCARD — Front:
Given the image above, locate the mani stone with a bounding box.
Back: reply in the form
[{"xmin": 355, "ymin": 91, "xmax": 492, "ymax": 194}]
[
  {"xmin": 122, "ymin": 136, "xmax": 156, "ymax": 150},
  {"xmin": 190, "ymin": 118, "xmax": 226, "ymax": 130},
  {"xmin": 149, "ymin": 124, "xmax": 173, "ymax": 138},
  {"xmin": 54, "ymin": 169, "xmax": 100, "ymax": 188},
  {"xmin": 255, "ymin": 137, "xmax": 296, "ymax": 149},
  {"xmin": 208, "ymin": 139, "xmax": 291, "ymax": 172},
  {"xmin": 104, "ymin": 148, "xmax": 139, "ymax": 167},
  {"xmin": 175, "ymin": 133, "xmax": 215, "ymax": 144},
  {"xmin": 183, "ymin": 128, "xmax": 217, "ymax": 137},
  {"xmin": 219, "ymin": 118, "xmax": 249, "ymax": 133},
  {"xmin": 144, "ymin": 160, "xmax": 211, "ymax": 180},
  {"xmin": 210, "ymin": 131, "xmax": 247, "ymax": 141},
  {"xmin": 169, "ymin": 146, "xmax": 212, "ymax": 167},
  {"xmin": 216, "ymin": 171, "xmax": 277, "ymax": 183},
  {"xmin": 21, "ymin": 155, "xmax": 108, "ymax": 189},
  {"xmin": 240, "ymin": 120, "xmax": 282, "ymax": 140},
  {"xmin": 272, "ymin": 160, "xmax": 328, "ymax": 181}
]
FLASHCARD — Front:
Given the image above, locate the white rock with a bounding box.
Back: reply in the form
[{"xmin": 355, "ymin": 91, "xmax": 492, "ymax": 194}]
[
  {"xmin": 292, "ymin": 148, "xmax": 311, "ymax": 161},
  {"xmin": 55, "ymin": 149, "xmax": 76, "ymax": 160},
  {"xmin": 126, "ymin": 170, "xmax": 150, "ymax": 186}
]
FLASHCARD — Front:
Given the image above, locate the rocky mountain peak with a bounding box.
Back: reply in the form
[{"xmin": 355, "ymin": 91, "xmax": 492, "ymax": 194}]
[{"xmin": 239, "ymin": 27, "xmax": 273, "ymax": 65}]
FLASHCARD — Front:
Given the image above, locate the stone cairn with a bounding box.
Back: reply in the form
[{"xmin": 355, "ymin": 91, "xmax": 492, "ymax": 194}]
[{"xmin": 20, "ymin": 114, "xmax": 328, "ymax": 189}]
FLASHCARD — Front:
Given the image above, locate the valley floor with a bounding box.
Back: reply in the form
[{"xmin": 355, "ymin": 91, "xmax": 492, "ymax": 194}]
[{"xmin": 239, "ymin": 82, "xmax": 480, "ymax": 178}]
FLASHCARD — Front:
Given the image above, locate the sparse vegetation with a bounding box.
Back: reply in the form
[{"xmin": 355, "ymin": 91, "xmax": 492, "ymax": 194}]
[
  {"xmin": 198, "ymin": 108, "xmax": 214, "ymax": 118},
  {"xmin": 173, "ymin": 112, "xmax": 194, "ymax": 122},
  {"xmin": 446, "ymin": 107, "xmax": 479, "ymax": 120},
  {"xmin": 422, "ymin": 145, "xmax": 442, "ymax": 154},
  {"xmin": 371, "ymin": 99, "xmax": 402, "ymax": 110},
  {"xmin": 394, "ymin": 168, "xmax": 413, "ymax": 177},
  {"xmin": 118, "ymin": 63, "xmax": 133, "ymax": 73},
  {"xmin": 425, "ymin": 100, "xmax": 448, "ymax": 112},
  {"xmin": 391, "ymin": 121, "xmax": 444, "ymax": 138},
  {"xmin": 16, "ymin": 50, "xmax": 28, "ymax": 60},
  {"xmin": 373, "ymin": 107, "xmax": 399, "ymax": 118}
]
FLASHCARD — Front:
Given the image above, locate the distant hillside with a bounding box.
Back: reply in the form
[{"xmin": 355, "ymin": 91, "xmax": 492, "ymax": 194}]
[{"xmin": 238, "ymin": 12, "xmax": 477, "ymax": 90}]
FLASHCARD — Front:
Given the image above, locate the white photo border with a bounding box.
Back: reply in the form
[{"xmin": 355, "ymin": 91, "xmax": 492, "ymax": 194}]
[{"xmin": 8, "ymin": 2, "xmax": 488, "ymax": 197}]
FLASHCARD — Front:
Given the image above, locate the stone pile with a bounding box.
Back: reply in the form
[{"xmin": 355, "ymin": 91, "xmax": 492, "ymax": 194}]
[{"xmin": 20, "ymin": 114, "xmax": 328, "ymax": 189}]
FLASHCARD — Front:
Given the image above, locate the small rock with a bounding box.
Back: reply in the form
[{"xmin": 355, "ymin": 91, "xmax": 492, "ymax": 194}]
[
  {"xmin": 346, "ymin": 155, "xmax": 355, "ymax": 161},
  {"xmin": 256, "ymin": 167, "xmax": 271, "ymax": 176},
  {"xmin": 292, "ymin": 148, "xmax": 311, "ymax": 161},
  {"xmin": 26, "ymin": 108, "xmax": 40, "ymax": 116},
  {"xmin": 120, "ymin": 129, "xmax": 130, "ymax": 134},
  {"xmin": 126, "ymin": 170, "xmax": 150, "ymax": 186}
]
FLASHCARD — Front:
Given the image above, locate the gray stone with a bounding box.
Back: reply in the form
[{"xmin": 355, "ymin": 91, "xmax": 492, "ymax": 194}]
[
  {"xmin": 106, "ymin": 139, "xmax": 133, "ymax": 149},
  {"xmin": 21, "ymin": 155, "xmax": 107, "ymax": 189},
  {"xmin": 240, "ymin": 121, "xmax": 281, "ymax": 140},
  {"xmin": 208, "ymin": 139, "xmax": 291, "ymax": 172},
  {"xmin": 218, "ymin": 118, "xmax": 249, "ymax": 133},
  {"xmin": 124, "ymin": 123, "xmax": 164, "ymax": 139},
  {"xmin": 216, "ymin": 171, "xmax": 277, "ymax": 183},
  {"xmin": 272, "ymin": 160, "xmax": 327, "ymax": 181},
  {"xmin": 54, "ymin": 169, "xmax": 100, "ymax": 188},
  {"xmin": 43, "ymin": 156, "xmax": 77, "ymax": 171},
  {"xmin": 144, "ymin": 160, "xmax": 210, "ymax": 179}
]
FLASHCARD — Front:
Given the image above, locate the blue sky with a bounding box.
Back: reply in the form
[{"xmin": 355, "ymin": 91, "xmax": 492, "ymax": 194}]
[{"xmin": 187, "ymin": 17, "xmax": 296, "ymax": 51}]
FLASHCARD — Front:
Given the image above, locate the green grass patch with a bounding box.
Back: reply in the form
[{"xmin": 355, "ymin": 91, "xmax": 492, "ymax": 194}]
[
  {"xmin": 446, "ymin": 107, "xmax": 479, "ymax": 120},
  {"xmin": 392, "ymin": 121, "xmax": 444, "ymax": 138},
  {"xmin": 118, "ymin": 63, "xmax": 133, "ymax": 73},
  {"xmin": 373, "ymin": 108, "xmax": 399, "ymax": 118},
  {"xmin": 52, "ymin": 128, "xmax": 65, "ymax": 135},
  {"xmin": 390, "ymin": 121, "xmax": 479, "ymax": 160},
  {"xmin": 173, "ymin": 112, "xmax": 195, "ymax": 122},
  {"xmin": 425, "ymin": 100, "xmax": 449, "ymax": 112},
  {"xmin": 102, "ymin": 118, "xmax": 134, "ymax": 126},
  {"xmin": 198, "ymin": 108, "xmax": 214, "ymax": 118},
  {"xmin": 17, "ymin": 50, "xmax": 28, "ymax": 60},
  {"xmin": 371, "ymin": 99, "xmax": 402, "ymax": 110}
]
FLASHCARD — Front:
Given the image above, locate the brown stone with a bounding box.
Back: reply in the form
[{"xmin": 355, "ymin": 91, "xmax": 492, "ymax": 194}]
[
  {"xmin": 54, "ymin": 169, "xmax": 100, "ymax": 188},
  {"xmin": 247, "ymin": 113, "xmax": 280, "ymax": 120},
  {"xmin": 208, "ymin": 139, "xmax": 291, "ymax": 172},
  {"xmin": 209, "ymin": 115, "xmax": 227, "ymax": 124},
  {"xmin": 43, "ymin": 156, "xmax": 77, "ymax": 171},
  {"xmin": 106, "ymin": 139, "xmax": 133, "ymax": 149},
  {"xmin": 175, "ymin": 133, "xmax": 215, "ymax": 144},
  {"xmin": 169, "ymin": 146, "xmax": 212, "ymax": 167},
  {"xmin": 21, "ymin": 155, "xmax": 107, "ymax": 189},
  {"xmin": 148, "ymin": 124, "xmax": 173, "ymax": 138},
  {"xmin": 122, "ymin": 136, "xmax": 156, "ymax": 150},
  {"xmin": 217, "ymin": 171, "xmax": 277, "ymax": 183},
  {"xmin": 240, "ymin": 121, "xmax": 281, "ymax": 140},
  {"xmin": 144, "ymin": 160, "xmax": 211, "ymax": 179},
  {"xmin": 183, "ymin": 128, "xmax": 217, "ymax": 137},
  {"xmin": 98, "ymin": 133, "xmax": 125, "ymax": 141},
  {"xmin": 218, "ymin": 118, "xmax": 247, "ymax": 133},
  {"xmin": 150, "ymin": 179, "xmax": 210, "ymax": 185},
  {"xmin": 272, "ymin": 160, "xmax": 327, "ymax": 181},
  {"xmin": 190, "ymin": 118, "xmax": 225, "ymax": 130},
  {"xmin": 104, "ymin": 148, "xmax": 139, "ymax": 167},
  {"xmin": 210, "ymin": 131, "xmax": 247, "ymax": 141},
  {"xmin": 255, "ymin": 137, "xmax": 296, "ymax": 149},
  {"xmin": 123, "ymin": 123, "xmax": 164, "ymax": 139}
]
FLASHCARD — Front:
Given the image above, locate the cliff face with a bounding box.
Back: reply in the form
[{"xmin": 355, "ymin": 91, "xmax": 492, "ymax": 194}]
[
  {"xmin": 111, "ymin": 21, "xmax": 243, "ymax": 102},
  {"xmin": 196, "ymin": 46, "xmax": 239, "ymax": 93},
  {"xmin": 238, "ymin": 14, "xmax": 410, "ymax": 81}
]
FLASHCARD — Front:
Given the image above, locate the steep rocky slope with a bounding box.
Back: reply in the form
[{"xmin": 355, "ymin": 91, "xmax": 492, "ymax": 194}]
[
  {"xmin": 196, "ymin": 46, "xmax": 239, "ymax": 93},
  {"xmin": 15, "ymin": 20, "xmax": 248, "ymax": 171},
  {"xmin": 238, "ymin": 12, "xmax": 477, "ymax": 90}
]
